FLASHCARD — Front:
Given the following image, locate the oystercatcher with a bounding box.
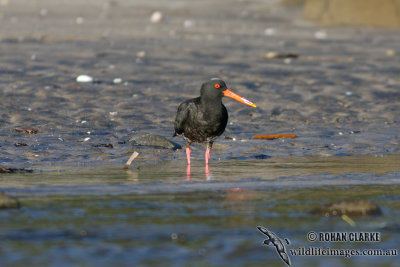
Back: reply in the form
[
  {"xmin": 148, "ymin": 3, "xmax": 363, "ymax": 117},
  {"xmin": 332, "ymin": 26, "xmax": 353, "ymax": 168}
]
[{"xmin": 173, "ymin": 79, "xmax": 256, "ymax": 165}]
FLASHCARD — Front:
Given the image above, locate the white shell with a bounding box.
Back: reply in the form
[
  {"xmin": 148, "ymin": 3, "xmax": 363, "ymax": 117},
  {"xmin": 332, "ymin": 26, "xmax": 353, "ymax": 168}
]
[
  {"xmin": 150, "ymin": 11, "xmax": 163, "ymax": 23},
  {"xmin": 76, "ymin": 75, "xmax": 93, "ymax": 83}
]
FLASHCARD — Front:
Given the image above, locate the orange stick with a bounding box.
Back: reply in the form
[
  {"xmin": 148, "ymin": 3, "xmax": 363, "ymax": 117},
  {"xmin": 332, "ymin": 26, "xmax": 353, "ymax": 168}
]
[{"xmin": 253, "ymin": 134, "xmax": 296, "ymax": 140}]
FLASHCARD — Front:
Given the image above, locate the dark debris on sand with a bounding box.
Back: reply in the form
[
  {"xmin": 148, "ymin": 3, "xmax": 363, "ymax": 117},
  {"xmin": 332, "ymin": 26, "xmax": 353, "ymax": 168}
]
[{"xmin": 0, "ymin": 167, "xmax": 34, "ymax": 174}]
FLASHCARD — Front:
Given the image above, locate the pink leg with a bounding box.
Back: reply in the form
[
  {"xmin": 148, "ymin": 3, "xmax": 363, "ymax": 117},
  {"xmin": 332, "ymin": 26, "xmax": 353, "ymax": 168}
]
[
  {"xmin": 186, "ymin": 147, "xmax": 191, "ymax": 165},
  {"xmin": 205, "ymin": 148, "xmax": 211, "ymax": 165}
]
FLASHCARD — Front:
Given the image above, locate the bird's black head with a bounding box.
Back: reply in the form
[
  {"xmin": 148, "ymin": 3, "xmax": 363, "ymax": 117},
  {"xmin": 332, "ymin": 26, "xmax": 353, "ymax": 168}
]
[
  {"xmin": 199, "ymin": 78, "xmax": 257, "ymax": 107},
  {"xmin": 200, "ymin": 79, "xmax": 227, "ymax": 101}
]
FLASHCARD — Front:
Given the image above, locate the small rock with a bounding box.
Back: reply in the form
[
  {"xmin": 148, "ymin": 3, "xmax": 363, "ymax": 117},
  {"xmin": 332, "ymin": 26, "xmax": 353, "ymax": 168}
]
[
  {"xmin": 93, "ymin": 143, "xmax": 113, "ymax": 148},
  {"xmin": 265, "ymin": 52, "xmax": 279, "ymax": 59},
  {"xmin": 0, "ymin": 192, "xmax": 20, "ymax": 209},
  {"xmin": 129, "ymin": 132, "xmax": 181, "ymax": 149},
  {"xmin": 113, "ymin": 78, "xmax": 123, "ymax": 84},
  {"xmin": 150, "ymin": 11, "xmax": 163, "ymax": 23},
  {"xmin": 345, "ymin": 91, "xmax": 353, "ymax": 96},
  {"xmin": 76, "ymin": 75, "xmax": 94, "ymax": 83},
  {"xmin": 183, "ymin": 20, "xmax": 194, "ymax": 28},
  {"xmin": 264, "ymin": 28, "xmax": 276, "ymax": 35},
  {"xmin": 386, "ymin": 49, "xmax": 395, "ymax": 56},
  {"xmin": 137, "ymin": 51, "xmax": 146, "ymax": 58},
  {"xmin": 310, "ymin": 200, "xmax": 382, "ymax": 217},
  {"xmin": 39, "ymin": 8, "xmax": 48, "ymax": 17},
  {"xmin": 76, "ymin": 17, "xmax": 84, "ymax": 24},
  {"xmin": 314, "ymin": 30, "xmax": 327, "ymax": 39}
]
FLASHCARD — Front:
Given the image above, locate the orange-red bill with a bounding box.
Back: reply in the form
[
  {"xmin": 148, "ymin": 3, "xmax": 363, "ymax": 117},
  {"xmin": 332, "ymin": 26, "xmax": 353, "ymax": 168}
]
[{"xmin": 223, "ymin": 89, "xmax": 256, "ymax": 107}]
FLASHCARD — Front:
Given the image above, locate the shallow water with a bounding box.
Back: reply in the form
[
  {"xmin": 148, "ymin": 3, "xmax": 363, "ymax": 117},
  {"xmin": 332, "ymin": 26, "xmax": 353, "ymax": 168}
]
[
  {"xmin": 1, "ymin": 0, "xmax": 400, "ymax": 266},
  {"xmin": 1, "ymin": 155, "xmax": 400, "ymax": 266}
]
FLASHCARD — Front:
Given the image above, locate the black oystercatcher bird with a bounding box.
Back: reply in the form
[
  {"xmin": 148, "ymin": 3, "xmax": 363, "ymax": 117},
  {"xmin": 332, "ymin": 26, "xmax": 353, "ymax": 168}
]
[{"xmin": 173, "ymin": 79, "xmax": 256, "ymax": 165}]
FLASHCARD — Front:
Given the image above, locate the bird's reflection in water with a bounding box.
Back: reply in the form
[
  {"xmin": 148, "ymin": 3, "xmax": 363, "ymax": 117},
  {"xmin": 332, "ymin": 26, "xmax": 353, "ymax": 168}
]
[
  {"xmin": 124, "ymin": 169, "xmax": 139, "ymax": 182},
  {"xmin": 185, "ymin": 164, "xmax": 211, "ymax": 181},
  {"xmin": 186, "ymin": 164, "xmax": 191, "ymax": 181},
  {"xmin": 205, "ymin": 164, "xmax": 210, "ymax": 180}
]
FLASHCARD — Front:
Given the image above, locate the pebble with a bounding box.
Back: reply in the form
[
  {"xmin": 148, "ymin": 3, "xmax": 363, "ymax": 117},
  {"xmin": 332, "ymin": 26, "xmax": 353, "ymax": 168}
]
[
  {"xmin": 76, "ymin": 17, "xmax": 84, "ymax": 24},
  {"xmin": 150, "ymin": 11, "xmax": 163, "ymax": 23},
  {"xmin": 264, "ymin": 28, "xmax": 276, "ymax": 35},
  {"xmin": 386, "ymin": 49, "xmax": 395, "ymax": 56},
  {"xmin": 76, "ymin": 75, "xmax": 94, "ymax": 83},
  {"xmin": 83, "ymin": 137, "xmax": 91, "ymax": 142},
  {"xmin": 345, "ymin": 91, "xmax": 353, "ymax": 96},
  {"xmin": 314, "ymin": 30, "xmax": 327, "ymax": 39},
  {"xmin": 39, "ymin": 8, "xmax": 48, "ymax": 17},
  {"xmin": 283, "ymin": 58, "xmax": 292, "ymax": 64},
  {"xmin": 137, "ymin": 51, "xmax": 146, "ymax": 58},
  {"xmin": 113, "ymin": 78, "xmax": 123, "ymax": 84},
  {"xmin": 184, "ymin": 20, "xmax": 194, "ymax": 28},
  {"xmin": 171, "ymin": 233, "xmax": 178, "ymax": 240},
  {"xmin": 265, "ymin": 52, "xmax": 279, "ymax": 59}
]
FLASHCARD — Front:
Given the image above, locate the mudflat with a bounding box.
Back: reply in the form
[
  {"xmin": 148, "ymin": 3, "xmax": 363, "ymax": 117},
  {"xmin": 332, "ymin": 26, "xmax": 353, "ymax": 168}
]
[{"xmin": 1, "ymin": 0, "xmax": 399, "ymax": 167}]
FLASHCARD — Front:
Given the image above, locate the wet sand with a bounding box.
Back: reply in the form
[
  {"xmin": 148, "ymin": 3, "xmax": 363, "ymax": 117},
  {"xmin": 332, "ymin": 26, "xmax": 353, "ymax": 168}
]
[{"xmin": 0, "ymin": 0, "xmax": 399, "ymax": 167}]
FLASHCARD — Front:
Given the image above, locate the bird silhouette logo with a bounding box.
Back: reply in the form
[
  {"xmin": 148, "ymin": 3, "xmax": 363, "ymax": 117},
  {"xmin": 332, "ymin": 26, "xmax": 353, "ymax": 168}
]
[{"xmin": 257, "ymin": 226, "xmax": 291, "ymax": 266}]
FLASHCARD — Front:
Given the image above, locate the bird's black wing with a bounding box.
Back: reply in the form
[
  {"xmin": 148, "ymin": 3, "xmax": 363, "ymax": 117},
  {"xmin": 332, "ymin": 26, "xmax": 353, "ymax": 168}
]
[{"xmin": 173, "ymin": 99, "xmax": 193, "ymax": 136}]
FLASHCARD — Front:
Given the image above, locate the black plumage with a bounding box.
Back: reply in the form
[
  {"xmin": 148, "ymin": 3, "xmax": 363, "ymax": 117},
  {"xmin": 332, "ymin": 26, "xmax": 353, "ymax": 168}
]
[{"xmin": 173, "ymin": 79, "xmax": 256, "ymax": 165}]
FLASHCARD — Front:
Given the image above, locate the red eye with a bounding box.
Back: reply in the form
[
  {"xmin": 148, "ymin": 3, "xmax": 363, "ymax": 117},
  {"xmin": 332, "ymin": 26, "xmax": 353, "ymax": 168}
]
[{"xmin": 214, "ymin": 84, "xmax": 220, "ymax": 88}]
